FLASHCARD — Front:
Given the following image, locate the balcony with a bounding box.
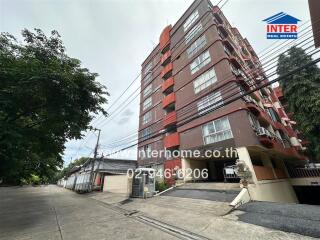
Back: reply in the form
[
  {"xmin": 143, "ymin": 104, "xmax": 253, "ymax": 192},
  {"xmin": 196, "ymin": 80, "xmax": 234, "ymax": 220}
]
[
  {"xmin": 164, "ymin": 132, "xmax": 180, "ymax": 149},
  {"xmin": 229, "ymin": 52, "xmax": 242, "ymax": 68},
  {"xmin": 222, "ymin": 38, "xmax": 235, "ymax": 53},
  {"xmin": 161, "ymin": 50, "xmax": 171, "ymax": 66},
  {"xmin": 287, "ymin": 112, "xmax": 294, "ymax": 118},
  {"xmin": 162, "ymin": 92, "xmax": 175, "ymax": 108},
  {"xmin": 161, "ymin": 62, "xmax": 173, "ymax": 79},
  {"xmin": 213, "ymin": 7, "xmax": 223, "ymax": 24},
  {"xmin": 245, "ymin": 59, "xmax": 254, "ymax": 69},
  {"xmin": 256, "ymin": 127, "xmax": 277, "ymax": 148},
  {"xmin": 300, "ymin": 139, "xmax": 310, "ymax": 146},
  {"xmin": 160, "ymin": 25, "xmax": 172, "ymax": 53},
  {"xmin": 262, "ymin": 98, "xmax": 272, "ymax": 108},
  {"xmin": 163, "ymin": 111, "xmax": 177, "ymax": 128},
  {"xmin": 241, "ymin": 47, "xmax": 250, "ymax": 58},
  {"xmin": 285, "ymin": 125, "xmax": 296, "ymax": 137},
  {"xmin": 276, "ymin": 108, "xmax": 285, "ymax": 119},
  {"xmin": 274, "ymin": 86, "xmax": 284, "ymax": 99},
  {"xmin": 229, "ymin": 57, "xmax": 241, "ymax": 69},
  {"xmin": 273, "ymin": 121, "xmax": 283, "ymax": 130},
  {"xmin": 246, "ymin": 103, "xmax": 272, "ymax": 126},
  {"xmin": 274, "ymin": 168, "xmax": 287, "ymax": 179},
  {"xmin": 162, "ymin": 77, "xmax": 174, "ymax": 93},
  {"xmin": 238, "ymin": 77, "xmax": 252, "ymax": 91},
  {"xmin": 217, "ymin": 24, "xmax": 228, "ymax": 37},
  {"xmin": 253, "ymin": 166, "xmax": 275, "ymax": 181}
]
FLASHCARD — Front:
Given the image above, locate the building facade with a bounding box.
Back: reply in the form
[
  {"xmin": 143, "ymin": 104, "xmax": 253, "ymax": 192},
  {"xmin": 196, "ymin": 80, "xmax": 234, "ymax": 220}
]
[
  {"xmin": 137, "ymin": 0, "xmax": 306, "ymax": 185},
  {"xmin": 308, "ymin": 0, "xmax": 320, "ymax": 48}
]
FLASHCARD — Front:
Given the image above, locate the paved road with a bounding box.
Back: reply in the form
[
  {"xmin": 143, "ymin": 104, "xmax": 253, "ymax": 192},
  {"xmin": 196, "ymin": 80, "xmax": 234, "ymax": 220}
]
[
  {"xmin": 162, "ymin": 188, "xmax": 239, "ymax": 202},
  {"xmin": 0, "ymin": 185, "xmax": 179, "ymax": 240},
  {"xmin": 1, "ymin": 185, "xmax": 316, "ymax": 240},
  {"xmin": 237, "ymin": 201, "xmax": 320, "ymax": 238}
]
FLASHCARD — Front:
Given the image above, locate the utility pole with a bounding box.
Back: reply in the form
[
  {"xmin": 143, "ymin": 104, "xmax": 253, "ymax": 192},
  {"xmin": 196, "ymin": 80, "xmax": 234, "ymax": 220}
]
[
  {"xmin": 89, "ymin": 128, "xmax": 101, "ymax": 191},
  {"xmin": 94, "ymin": 153, "xmax": 104, "ymax": 191}
]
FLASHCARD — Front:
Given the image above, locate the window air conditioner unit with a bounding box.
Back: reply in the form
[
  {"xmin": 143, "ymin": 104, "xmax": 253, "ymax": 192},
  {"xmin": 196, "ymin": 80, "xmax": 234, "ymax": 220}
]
[{"xmin": 257, "ymin": 127, "xmax": 269, "ymax": 137}]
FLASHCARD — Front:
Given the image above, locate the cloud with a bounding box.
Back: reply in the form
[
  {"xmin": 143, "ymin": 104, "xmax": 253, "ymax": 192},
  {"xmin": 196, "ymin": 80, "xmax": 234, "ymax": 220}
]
[
  {"xmin": 5, "ymin": 0, "xmax": 307, "ymax": 164},
  {"xmin": 117, "ymin": 117, "xmax": 130, "ymax": 125},
  {"xmin": 122, "ymin": 108, "xmax": 134, "ymax": 117}
]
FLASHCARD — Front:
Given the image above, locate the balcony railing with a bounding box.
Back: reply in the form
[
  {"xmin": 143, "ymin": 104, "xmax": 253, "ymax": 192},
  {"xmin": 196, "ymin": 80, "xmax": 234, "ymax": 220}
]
[
  {"xmin": 288, "ymin": 167, "xmax": 320, "ymax": 178},
  {"xmin": 161, "ymin": 62, "xmax": 173, "ymax": 79},
  {"xmin": 161, "ymin": 50, "xmax": 171, "ymax": 66},
  {"xmin": 253, "ymin": 166, "xmax": 275, "ymax": 181},
  {"xmin": 162, "ymin": 92, "xmax": 175, "ymax": 108},
  {"xmin": 243, "ymin": 95, "xmax": 260, "ymax": 107},
  {"xmin": 163, "ymin": 111, "xmax": 177, "ymax": 128},
  {"xmin": 160, "ymin": 25, "xmax": 171, "ymax": 53},
  {"xmin": 256, "ymin": 127, "xmax": 273, "ymax": 138},
  {"xmin": 162, "ymin": 77, "xmax": 174, "ymax": 93},
  {"xmin": 164, "ymin": 132, "xmax": 180, "ymax": 149}
]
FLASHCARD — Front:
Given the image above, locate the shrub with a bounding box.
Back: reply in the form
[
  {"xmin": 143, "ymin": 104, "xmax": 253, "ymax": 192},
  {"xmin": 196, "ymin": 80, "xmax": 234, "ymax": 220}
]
[{"xmin": 155, "ymin": 181, "xmax": 170, "ymax": 192}]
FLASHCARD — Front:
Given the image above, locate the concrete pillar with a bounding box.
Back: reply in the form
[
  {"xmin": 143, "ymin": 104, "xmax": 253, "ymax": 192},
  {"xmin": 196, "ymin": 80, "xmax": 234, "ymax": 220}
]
[{"xmin": 236, "ymin": 147, "xmax": 258, "ymax": 183}]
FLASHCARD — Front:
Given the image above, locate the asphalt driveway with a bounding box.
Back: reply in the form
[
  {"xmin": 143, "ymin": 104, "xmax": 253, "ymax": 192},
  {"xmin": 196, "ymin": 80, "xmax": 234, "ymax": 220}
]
[
  {"xmin": 236, "ymin": 201, "xmax": 320, "ymax": 238},
  {"xmin": 162, "ymin": 188, "xmax": 239, "ymax": 202}
]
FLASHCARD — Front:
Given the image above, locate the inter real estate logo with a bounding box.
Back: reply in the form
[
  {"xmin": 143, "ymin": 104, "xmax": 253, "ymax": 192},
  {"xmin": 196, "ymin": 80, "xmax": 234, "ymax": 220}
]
[{"xmin": 263, "ymin": 12, "xmax": 300, "ymax": 39}]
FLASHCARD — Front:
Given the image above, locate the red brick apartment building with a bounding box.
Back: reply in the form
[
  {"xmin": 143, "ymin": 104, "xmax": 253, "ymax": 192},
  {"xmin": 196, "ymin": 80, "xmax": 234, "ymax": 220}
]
[{"xmin": 137, "ymin": 0, "xmax": 306, "ymax": 191}]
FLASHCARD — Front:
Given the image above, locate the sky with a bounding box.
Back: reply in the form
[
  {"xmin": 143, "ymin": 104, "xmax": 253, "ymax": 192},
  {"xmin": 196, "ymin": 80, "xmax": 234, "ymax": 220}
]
[{"xmin": 0, "ymin": 0, "xmax": 311, "ymax": 165}]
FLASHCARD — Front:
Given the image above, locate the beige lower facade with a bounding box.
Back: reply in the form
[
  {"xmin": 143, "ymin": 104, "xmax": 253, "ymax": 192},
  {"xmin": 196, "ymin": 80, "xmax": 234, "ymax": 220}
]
[
  {"xmin": 102, "ymin": 174, "xmax": 132, "ymax": 195},
  {"xmin": 179, "ymin": 146, "xmax": 301, "ymax": 204},
  {"xmin": 237, "ymin": 147, "xmax": 299, "ymax": 203}
]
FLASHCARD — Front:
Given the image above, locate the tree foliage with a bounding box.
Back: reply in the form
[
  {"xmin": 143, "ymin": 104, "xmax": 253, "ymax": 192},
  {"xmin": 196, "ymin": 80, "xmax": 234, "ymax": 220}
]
[
  {"xmin": 277, "ymin": 47, "xmax": 320, "ymax": 161},
  {"xmin": 0, "ymin": 29, "xmax": 108, "ymax": 184},
  {"xmin": 54, "ymin": 157, "xmax": 89, "ymax": 181}
]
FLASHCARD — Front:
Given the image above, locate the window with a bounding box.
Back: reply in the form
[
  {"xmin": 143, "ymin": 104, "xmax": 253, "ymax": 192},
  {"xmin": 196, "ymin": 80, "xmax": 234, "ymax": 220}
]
[
  {"xmin": 141, "ymin": 144, "xmax": 152, "ymax": 159},
  {"xmin": 230, "ymin": 63, "xmax": 240, "ymax": 76},
  {"xmin": 197, "ymin": 91, "xmax": 223, "ymax": 114},
  {"xmin": 187, "ymin": 35, "xmax": 207, "ymax": 58},
  {"xmin": 143, "ymin": 111, "xmax": 152, "ymax": 124},
  {"xmin": 184, "ymin": 10, "xmax": 199, "ymax": 32},
  {"xmin": 251, "ymin": 156, "xmax": 264, "ymax": 166},
  {"xmin": 224, "ymin": 46, "xmax": 232, "ymax": 56},
  {"xmin": 190, "ymin": 50, "xmax": 211, "ymax": 74},
  {"xmin": 139, "ymin": 144, "xmax": 152, "ymax": 159},
  {"xmin": 143, "ymin": 97, "xmax": 152, "ymax": 110},
  {"xmin": 279, "ymin": 131, "xmax": 291, "ymax": 148},
  {"xmin": 140, "ymin": 127, "xmax": 151, "ymax": 140},
  {"xmin": 202, "ymin": 117, "xmax": 233, "ymax": 144},
  {"xmin": 143, "ymin": 84, "xmax": 152, "ymax": 97},
  {"xmin": 248, "ymin": 113, "xmax": 260, "ymax": 130},
  {"xmin": 144, "ymin": 62, "xmax": 152, "ymax": 75},
  {"xmin": 144, "ymin": 73, "xmax": 152, "ymax": 86},
  {"xmin": 193, "ymin": 68, "xmax": 217, "ymax": 93},
  {"xmin": 266, "ymin": 108, "xmax": 281, "ymax": 122},
  {"xmin": 185, "ymin": 23, "xmax": 203, "ymax": 44}
]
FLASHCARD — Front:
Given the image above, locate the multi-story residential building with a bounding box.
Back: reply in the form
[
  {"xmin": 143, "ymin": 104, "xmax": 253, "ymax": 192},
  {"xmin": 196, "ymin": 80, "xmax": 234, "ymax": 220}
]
[
  {"xmin": 137, "ymin": 0, "xmax": 307, "ymax": 199},
  {"xmin": 308, "ymin": 0, "xmax": 320, "ymax": 48},
  {"xmin": 273, "ymin": 86, "xmax": 309, "ymax": 152}
]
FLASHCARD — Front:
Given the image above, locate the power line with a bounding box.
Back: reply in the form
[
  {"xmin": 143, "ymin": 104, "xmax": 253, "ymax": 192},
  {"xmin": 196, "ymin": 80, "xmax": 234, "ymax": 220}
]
[
  {"xmin": 83, "ymin": 13, "xmax": 317, "ymax": 134},
  {"xmin": 108, "ymin": 41, "xmax": 320, "ymax": 150},
  {"xmin": 67, "ymin": 8, "xmax": 318, "ymax": 157},
  {"xmin": 103, "ymin": 52, "xmax": 320, "ymax": 157},
  {"xmin": 219, "ymin": 0, "xmax": 229, "ymax": 9},
  {"xmin": 98, "ymin": 33, "xmax": 317, "ymax": 150}
]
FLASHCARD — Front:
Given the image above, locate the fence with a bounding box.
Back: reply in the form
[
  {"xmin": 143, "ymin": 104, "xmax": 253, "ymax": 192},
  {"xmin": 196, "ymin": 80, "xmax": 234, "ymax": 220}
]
[{"xmin": 288, "ymin": 167, "xmax": 320, "ymax": 178}]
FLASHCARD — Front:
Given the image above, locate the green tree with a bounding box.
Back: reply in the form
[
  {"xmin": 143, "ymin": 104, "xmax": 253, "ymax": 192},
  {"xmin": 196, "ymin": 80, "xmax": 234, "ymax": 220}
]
[
  {"xmin": 0, "ymin": 29, "xmax": 108, "ymax": 184},
  {"xmin": 54, "ymin": 157, "xmax": 89, "ymax": 182},
  {"xmin": 277, "ymin": 47, "xmax": 320, "ymax": 161}
]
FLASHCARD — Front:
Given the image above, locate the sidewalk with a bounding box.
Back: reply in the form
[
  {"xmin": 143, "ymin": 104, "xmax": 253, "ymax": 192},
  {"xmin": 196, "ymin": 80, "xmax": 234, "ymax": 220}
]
[{"xmin": 90, "ymin": 191, "xmax": 314, "ymax": 240}]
